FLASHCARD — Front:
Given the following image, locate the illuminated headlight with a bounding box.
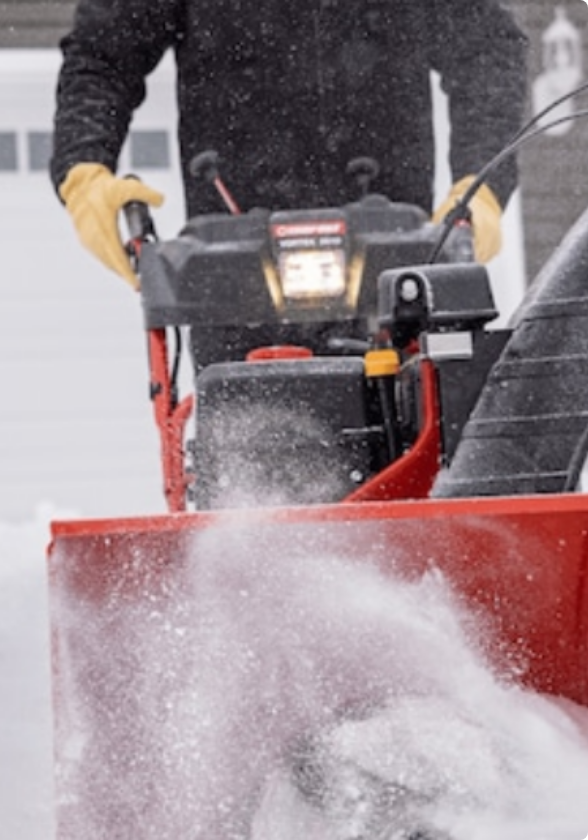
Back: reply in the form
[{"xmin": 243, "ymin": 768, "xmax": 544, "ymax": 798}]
[{"xmin": 279, "ymin": 248, "xmax": 346, "ymax": 299}]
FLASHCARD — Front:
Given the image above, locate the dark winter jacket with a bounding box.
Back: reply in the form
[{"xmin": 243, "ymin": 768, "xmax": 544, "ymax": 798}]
[{"xmin": 50, "ymin": 0, "xmax": 528, "ymax": 218}]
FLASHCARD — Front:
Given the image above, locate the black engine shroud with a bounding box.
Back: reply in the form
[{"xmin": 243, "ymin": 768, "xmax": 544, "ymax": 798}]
[{"xmin": 139, "ymin": 196, "xmax": 507, "ymax": 509}]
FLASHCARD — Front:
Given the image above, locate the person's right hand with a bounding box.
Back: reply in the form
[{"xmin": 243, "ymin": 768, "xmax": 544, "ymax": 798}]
[
  {"xmin": 432, "ymin": 176, "xmax": 502, "ymax": 264},
  {"xmin": 59, "ymin": 163, "xmax": 165, "ymax": 289}
]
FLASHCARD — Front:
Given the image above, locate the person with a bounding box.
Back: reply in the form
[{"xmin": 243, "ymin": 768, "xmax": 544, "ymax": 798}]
[{"xmin": 50, "ymin": 0, "xmax": 528, "ymax": 289}]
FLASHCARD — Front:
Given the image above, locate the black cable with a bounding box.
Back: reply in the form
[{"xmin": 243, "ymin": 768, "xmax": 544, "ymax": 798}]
[
  {"xmin": 429, "ymin": 106, "xmax": 588, "ymax": 263},
  {"xmin": 170, "ymin": 326, "xmax": 182, "ymax": 409},
  {"xmin": 426, "ymin": 83, "xmax": 588, "ymax": 490},
  {"xmin": 508, "ymin": 78, "xmax": 588, "ymax": 145},
  {"xmin": 457, "ymin": 108, "xmax": 588, "ymax": 207}
]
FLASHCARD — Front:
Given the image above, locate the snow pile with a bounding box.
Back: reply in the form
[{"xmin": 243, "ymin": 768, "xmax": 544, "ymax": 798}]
[
  {"xmin": 48, "ymin": 518, "xmax": 588, "ymax": 840},
  {"xmin": 0, "ymin": 504, "xmax": 77, "ymax": 840}
]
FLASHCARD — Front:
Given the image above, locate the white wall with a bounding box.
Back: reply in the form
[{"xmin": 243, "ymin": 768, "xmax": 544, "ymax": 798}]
[
  {"xmin": 0, "ymin": 53, "xmax": 527, "ymax": 522},
  {"xmin": 0, "ymin": 50, "xmax": 184, "ymax": 521}
]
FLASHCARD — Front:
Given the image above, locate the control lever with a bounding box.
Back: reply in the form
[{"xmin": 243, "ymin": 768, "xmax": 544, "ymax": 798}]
[
  {"xmin": 346, "ymin": 157, "xmax": 381, "ymax": 197},
  {"xmin": 122, "ymin": 175, "xmax": 158, "ymax": 269},
  {"xmin": 190, "ymin": 149, "xmax": 241, "ymax": 215}
]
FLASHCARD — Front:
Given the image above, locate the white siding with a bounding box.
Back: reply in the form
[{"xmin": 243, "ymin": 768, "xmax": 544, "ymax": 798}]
[{"xmin": 0, "ymin": 50, "xmax": 185, "ymax": 520}]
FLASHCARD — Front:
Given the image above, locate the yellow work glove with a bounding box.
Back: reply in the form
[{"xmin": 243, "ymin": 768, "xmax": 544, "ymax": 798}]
[
  {"xmin": 59, "ymin": 163, "xmax": 165, "ymax": 289},
  {"xmin": 432, "ymin": 176, "xmax": 502, "ymax": 264}
]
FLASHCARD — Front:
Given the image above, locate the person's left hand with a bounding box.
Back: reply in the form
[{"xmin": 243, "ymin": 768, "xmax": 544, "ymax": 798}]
[{"xmin": 433, "ymin": 176, "xmax": 502, "ymax": 263}]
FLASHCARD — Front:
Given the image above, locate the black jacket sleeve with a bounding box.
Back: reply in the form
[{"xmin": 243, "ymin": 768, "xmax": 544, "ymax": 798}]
[
  {"xmin": 425, "ymin": 0, "xmax": 528, "ymax": 207},
  {"xmin": 49, "ymin": 0, "xmax": 183, "ymax": 194}
]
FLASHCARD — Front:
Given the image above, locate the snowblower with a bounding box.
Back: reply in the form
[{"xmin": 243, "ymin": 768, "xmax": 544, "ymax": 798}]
[{"xmin": 48, "ymin": 105, "xmax": 588, "ymax": 837}]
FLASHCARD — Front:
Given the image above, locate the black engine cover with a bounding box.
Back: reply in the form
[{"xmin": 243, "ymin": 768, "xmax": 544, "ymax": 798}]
[{"xmin": 192, "ymin": 356, "xmax": 378, "ymax": 509}]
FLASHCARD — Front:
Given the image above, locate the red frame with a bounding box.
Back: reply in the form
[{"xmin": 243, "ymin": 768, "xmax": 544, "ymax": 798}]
[{"xmin": 147, "ymin": 328, "xmax": 194, "ymax": 512}]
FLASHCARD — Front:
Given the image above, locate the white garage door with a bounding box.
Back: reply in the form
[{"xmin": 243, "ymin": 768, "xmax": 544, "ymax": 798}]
[{"xmin": 0, "ymin": 50, "xmax": 185, "ymax": 521}]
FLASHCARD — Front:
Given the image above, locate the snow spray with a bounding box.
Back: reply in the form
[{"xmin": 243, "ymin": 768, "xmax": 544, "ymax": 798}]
[{"xmin": 49, "ymin": 514, "xmax": 588, "ymax": 840}]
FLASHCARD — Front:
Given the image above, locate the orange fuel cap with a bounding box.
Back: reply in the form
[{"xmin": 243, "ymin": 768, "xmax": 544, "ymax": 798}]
[{"xmin": 364, "ymin": 348, "xmax": 401, "ymax": 377}]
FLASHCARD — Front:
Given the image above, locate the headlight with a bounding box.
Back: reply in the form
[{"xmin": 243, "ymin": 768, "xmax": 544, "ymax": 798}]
[
  {"xmin": 265, "ymin": 212, "xmax": 363, "ymax": 318},
  {"xmin": 279, "ymin": 247, "xmax": 347, "ymax": 299}
]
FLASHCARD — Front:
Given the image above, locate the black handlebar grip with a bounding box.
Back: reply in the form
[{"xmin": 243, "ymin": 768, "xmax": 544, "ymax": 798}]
[
  {"xmin": 123, "ymin": 199, "xmax": 153, "ymax": 241},
  {"xmin": 189, "ymin": 150, "xmax": 220, "ymax": 183},
  {"xmin": 122, "ymin": 174, "xmax": 156, "ymax": 241}
]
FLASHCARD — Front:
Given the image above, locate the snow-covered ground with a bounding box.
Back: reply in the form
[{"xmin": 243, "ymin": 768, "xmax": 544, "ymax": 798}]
[{"xmin": 0, "ymin": 505, "xmax": 61, "ymax": 840}]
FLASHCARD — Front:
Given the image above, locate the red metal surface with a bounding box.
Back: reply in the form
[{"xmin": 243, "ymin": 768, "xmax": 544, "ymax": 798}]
[
  {"xmin": 147, "ymin": 329, "xmax": 194, "ymax": 512},
  {"xmin": 48, "ymin": 492, "xmax": 588, "ymax": 837},
  {"xmin": 49, "ymin": 492, "xmax": 588, "ymax": 704}
]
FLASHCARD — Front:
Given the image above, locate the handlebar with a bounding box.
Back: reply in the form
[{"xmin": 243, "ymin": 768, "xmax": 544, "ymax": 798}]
[
  {"xmin": 122, "ymin": 175, "xmax": 158, "ymax": 271},
  {"xmin": 122, "ymin": 175, "xmax": 157, "ymax": 241}
]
